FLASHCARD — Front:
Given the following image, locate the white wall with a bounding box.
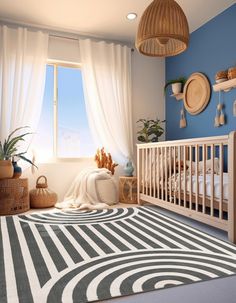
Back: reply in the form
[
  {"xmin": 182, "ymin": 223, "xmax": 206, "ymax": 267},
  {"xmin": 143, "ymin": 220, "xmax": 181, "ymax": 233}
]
[
  {"xmin": 23, "ymin": 37, "xmax": 165, "ymax": 201},
  {"xmin": 131, "ymin": 49, "xmax": 165, "ymax": 164}
]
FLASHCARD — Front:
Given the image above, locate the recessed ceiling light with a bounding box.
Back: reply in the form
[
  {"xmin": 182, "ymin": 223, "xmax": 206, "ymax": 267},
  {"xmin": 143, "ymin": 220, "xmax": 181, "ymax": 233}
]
[{"xmin": 126, "ymin": 13, "xmax": 137, "ymax": 21}]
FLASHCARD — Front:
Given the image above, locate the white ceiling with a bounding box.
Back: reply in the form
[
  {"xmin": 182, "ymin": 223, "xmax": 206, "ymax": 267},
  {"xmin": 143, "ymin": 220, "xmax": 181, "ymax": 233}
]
[{"xmin": 0, "ymin": 0, "xmax": 235, "ymax": 42}]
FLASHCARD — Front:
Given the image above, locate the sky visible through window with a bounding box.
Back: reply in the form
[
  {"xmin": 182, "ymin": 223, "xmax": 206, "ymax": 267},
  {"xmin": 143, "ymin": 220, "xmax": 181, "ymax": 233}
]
[{"xmin": 34, "ymin": 64, "xmax": 96, "ymax": 161}]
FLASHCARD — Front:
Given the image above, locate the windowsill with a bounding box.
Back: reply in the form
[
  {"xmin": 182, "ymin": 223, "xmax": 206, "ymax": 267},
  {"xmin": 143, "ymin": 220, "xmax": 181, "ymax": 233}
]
[{"xmin": 35, "ymin": 157, "xmax": 95, "ymax": 164}]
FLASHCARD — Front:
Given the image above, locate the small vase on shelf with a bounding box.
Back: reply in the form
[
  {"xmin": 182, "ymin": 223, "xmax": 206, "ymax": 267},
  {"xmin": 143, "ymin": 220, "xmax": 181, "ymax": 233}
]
[
  {"xmin": 124, "ymin": 160, "xmax": 134, "ymax": 177},
  {"xmin": 12, "ymin": 161, "xmax": 22, "ymax": 179}
]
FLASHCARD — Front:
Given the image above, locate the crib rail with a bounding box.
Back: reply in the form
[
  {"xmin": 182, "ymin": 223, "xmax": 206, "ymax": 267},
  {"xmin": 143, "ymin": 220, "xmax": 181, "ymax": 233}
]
[{"xmin": 137, "ymin": 132, "xmax": 236, "ymax": 239}]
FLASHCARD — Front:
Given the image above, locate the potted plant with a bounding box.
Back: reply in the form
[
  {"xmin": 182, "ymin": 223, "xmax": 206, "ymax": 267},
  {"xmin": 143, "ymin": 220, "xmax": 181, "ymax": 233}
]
[
  {"xmin": 164, "ymin": 77, "xmax": 186, "ymax": 94},
  {"xmin": 137, "ymin": 118, "xmax": 165, "ymax": 143},
  {"xmin": 0, "ymin": 126, "xmax": 37, "ymax": 179}
]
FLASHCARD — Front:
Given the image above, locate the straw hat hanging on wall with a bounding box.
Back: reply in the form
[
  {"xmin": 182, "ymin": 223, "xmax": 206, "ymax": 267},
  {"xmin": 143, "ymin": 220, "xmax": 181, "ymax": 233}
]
[{"xmin": 136, "ymin": 0, "xmax": 189, "ymax": 57}]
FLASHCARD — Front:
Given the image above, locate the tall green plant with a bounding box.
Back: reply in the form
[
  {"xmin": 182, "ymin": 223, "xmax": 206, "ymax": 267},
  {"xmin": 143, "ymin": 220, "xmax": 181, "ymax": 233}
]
[
  {"xmin": 0, "ymin": 126, "xmax": 37, "ymax": 167},
  {"xmin": 137, "ymin": 118, "xmax": 165, "ymax": 143}
]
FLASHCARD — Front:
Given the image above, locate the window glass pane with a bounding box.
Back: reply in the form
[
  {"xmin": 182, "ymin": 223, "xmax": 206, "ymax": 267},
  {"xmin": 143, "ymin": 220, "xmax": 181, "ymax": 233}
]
[
  {"xmin": 33, "ymin": 65, "xmax": 54, "ymax": 161},
  {"xmin": 57, "ymin": 66, "xmax": 96, "ymax": 158}
]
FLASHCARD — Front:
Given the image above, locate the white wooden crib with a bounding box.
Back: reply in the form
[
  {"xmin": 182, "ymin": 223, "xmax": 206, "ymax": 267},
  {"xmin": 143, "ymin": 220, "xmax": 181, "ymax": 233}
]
[{"xmin": 137, "ymin": 131, "xmax": 236, "ymax": 243}]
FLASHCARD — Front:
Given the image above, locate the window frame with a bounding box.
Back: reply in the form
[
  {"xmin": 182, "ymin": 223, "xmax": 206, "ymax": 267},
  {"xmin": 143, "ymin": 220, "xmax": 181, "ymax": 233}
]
[{"xmin": 45, "ymin": 60, "xmax": 92, "ymax": 162}]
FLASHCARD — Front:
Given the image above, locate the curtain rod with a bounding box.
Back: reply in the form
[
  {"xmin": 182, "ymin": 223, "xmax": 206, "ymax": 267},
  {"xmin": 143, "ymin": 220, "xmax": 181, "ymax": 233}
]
[
  {"xmin": 0, "ymin": 19, "xmax": 135, "ymax": 51},
  {"xmin": 49, "ymin": 34, "xmax": 135, "ymax": 52}
]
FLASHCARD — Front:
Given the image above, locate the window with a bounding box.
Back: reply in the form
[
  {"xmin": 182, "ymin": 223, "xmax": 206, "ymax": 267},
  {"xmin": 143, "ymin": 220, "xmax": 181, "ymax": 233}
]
[{"xmin": 34, "ymin": 63, "xmax": 96, "ymax": 161}]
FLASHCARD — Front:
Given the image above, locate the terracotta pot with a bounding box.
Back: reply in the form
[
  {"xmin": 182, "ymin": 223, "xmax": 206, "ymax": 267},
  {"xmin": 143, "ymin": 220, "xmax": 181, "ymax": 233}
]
[{"xmin": 0, "ymin": 160, "xmax": 14, "ymax": 179}]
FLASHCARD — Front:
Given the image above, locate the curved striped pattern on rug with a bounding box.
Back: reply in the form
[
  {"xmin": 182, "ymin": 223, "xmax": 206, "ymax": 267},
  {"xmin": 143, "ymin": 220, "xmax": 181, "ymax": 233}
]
[{"xmin": 0, "ymin": 206, "xmax": 236, "ymax": 303}]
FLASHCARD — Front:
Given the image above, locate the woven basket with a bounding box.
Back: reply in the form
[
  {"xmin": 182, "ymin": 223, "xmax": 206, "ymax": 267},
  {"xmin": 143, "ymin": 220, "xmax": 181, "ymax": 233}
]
[
  {"xmin": 30, "ymin": 176, "xmax": 57, "ymax": 208},
  {"xmin": 228, "ymin": 67, "xmax": 236, "ymax": 80},
  {"xmin": 0, "ymin": 178, "xmax": 29, "ymax": 215}
]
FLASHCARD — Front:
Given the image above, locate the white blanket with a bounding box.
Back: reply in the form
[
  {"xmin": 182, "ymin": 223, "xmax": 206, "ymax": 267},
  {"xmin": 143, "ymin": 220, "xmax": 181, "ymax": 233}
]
[{"xmin": 56, "ymin": 167, "xmax": 115, "ymax": 210}]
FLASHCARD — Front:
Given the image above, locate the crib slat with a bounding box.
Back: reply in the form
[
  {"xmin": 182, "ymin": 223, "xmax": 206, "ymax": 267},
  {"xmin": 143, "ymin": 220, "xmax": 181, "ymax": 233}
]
[
  {"xmin": 137, "ymin": 148, "xmax": 140, "ymax": 203},
  {"xmin": 189, "ymin": 146, "xmax": 192, "ymax": 210},
  {"xmin": 203, "ymin": 144, "xmax": 206, "ymax": 214},
  {"xmin": 157, "ymin": 147, "xmax": 160, "ymax": 199},
  {"xmin": 161, "ymin": 147, "xmax": 164, "ymax": 200},
  {"xmin": 178, "ymin": 146, "xmax": 181, "ymax": 205},
  {"xmin": 149, "ymin": 148, "xmax": 152, "ymax": 196},
  {"xmin": 169, "ymin": 147, "xmax": 172, "ymax": 203},
  {"xmin": 173, "ymin": 146, "xmax": 176, "ymax": 205},
  {"xmin": 219, "ymin": 143, "xmax": 223, "ymax": 219},
  {"xmin": 165, "ymin": 147, "xmax": 168, "ymax": 201},
  {"xmin": 153, "ymin": 148, "xmax": 156, "ymax": 198},
  {"xmin": 210, "ymin": 144, "xmax": 215, "ymax": 217},
  {"xmin": 142, "ymin": 148, "xmax": 144, "ymax": 194},
  {"xmin": 145, "ymin": 148, "xmax": 148, "ymax": 195},
  {"xmin": 195, "ymin": 145, "xmax": 199, "ymax": 212},
  {"xmin": 183, "ymin": 146, "xmax": 186, "ymax": 208}
]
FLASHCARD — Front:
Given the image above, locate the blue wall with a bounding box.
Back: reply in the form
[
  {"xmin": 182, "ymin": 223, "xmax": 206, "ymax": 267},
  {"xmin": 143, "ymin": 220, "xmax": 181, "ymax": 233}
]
[{"xmin": 166, "ymin": 4, "xmax": 236, "ymax": 140}]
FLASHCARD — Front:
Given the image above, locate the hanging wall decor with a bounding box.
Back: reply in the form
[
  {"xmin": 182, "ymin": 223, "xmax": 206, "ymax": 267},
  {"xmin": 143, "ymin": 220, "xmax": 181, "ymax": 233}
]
[
  {"xmin": 214, "ymin": 91, "xmax": 225, "ymax": 127},
  {"xmin": 183, "ymin": 73, "xmax": 211, "ymax": 115},
  {"xmin": 180, "ymin": 105, "xmax": 187, "ymax": 128},
  {"xmin": 233, "ymin": 100, "xmax": 236, "ymax": 117}
]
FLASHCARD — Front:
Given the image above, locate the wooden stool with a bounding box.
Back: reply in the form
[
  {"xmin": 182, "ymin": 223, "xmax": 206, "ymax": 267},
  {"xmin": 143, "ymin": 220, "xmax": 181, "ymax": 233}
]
[
  {"xmin": 0, "ymin": 178, "xmax": 29, "ymax": 215},
  {"xmin": 119, "ymin": 176, "xmax": 137, "ymax": 204}
]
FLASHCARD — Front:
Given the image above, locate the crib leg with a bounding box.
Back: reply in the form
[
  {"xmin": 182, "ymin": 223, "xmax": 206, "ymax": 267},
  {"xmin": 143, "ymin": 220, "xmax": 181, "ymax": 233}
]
[
  {"xmin": 228, "ymin": 131, "xmax": 236, "ymax": 244},
  {"xmin": 228, "ymin": 229, "xmax": 236, "ymax": 244}
]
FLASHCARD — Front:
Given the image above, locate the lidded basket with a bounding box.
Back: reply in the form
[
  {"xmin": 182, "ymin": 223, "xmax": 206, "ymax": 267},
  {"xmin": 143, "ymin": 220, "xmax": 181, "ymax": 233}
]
[{"xmin": 30, "ymin": 175, "xmax": 57, "ymax": 208}]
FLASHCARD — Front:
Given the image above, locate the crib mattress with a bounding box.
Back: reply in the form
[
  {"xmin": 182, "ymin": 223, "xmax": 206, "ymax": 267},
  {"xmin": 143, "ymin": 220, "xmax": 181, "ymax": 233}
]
[{"xmin": 170, "ymin": 172, "xmax": 228, "ymax": 201}]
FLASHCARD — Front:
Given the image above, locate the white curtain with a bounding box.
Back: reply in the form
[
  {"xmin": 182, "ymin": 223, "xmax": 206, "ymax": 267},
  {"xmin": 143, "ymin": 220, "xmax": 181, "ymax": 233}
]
[
  {"xmin": 0, "ymin": 25, "xmax": 48, "ymax": 142},
  {"xmin": 79, "ymin": 39, "xmax": 133, "ymax": 165}
]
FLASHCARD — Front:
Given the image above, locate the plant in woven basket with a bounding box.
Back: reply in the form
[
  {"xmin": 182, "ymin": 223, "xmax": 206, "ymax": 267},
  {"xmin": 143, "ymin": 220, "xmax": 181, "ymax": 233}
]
[
  {"xmin": 137, "ymin": 118, "xmax": 165, "ymax": 143},
  {"xmin": 0, "ymin": 126, "xmax": 37, "ymax": 167}
]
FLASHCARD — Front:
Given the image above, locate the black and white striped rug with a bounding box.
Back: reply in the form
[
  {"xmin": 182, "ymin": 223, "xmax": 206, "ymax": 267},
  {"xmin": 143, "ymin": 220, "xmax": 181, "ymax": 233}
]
[{"xmin": 1, "ymin": 206, "xmax": 236, "ymax": 303}]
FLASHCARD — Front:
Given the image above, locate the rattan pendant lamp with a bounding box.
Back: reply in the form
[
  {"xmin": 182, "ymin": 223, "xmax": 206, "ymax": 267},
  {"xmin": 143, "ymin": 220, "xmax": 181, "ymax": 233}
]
[{"xmin": 136, "ymin": 0, "xmax": 189, "ymax": 57}]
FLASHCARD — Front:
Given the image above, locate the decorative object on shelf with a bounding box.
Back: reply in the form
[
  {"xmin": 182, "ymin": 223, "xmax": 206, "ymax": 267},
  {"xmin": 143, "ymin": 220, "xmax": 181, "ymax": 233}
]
[
  {"xmin": 0, "ymin": 160, "xmax": 14, "ymax": 179},
  {"xmin": 164, "ymin": 77, "xmax": 186, "ymax": 94},
  {"xmin": 228, "ymin": 66, "xmax": 236, "ymax": 80},
  {"xmin": 183, "ymin": 72, "xmax": 211, "ymax": 115},
  {"xmin": 30, "ymin": 175, "xmax": 57, "ymax": 208},
  {"xmin": 179, "ymin": 106, "xmax": 187, "ymax": 128},
  {"xmin": 233, "ymin": 100, "xmax": 236, "ymax": 117},
  {"xmin": 0, "ymin": 126, "xmax": 37, "ymax": 179},
  {"xmin": 119, "ymin": 176, "xmax": 137, "ymax": 204},
  {"xmin": 12, "ymin": 160, "xmax": 22, "ymax": 179},
  {"xmin": 95, "ymin": 148, "xmax": 118, "ymax": 175},
  {"xmin": 124, "ymin": 160, "xmax": 134, "ymax": 177},
  {"xmin": 0, "ymin": 178, "xmax": 29, "ymax": 215},
  {"xmin": 137, "ymin": 118, "xmax": 165, "ymax": 143},
  {"xmin": 215, "ymin": 70, "xmax": 228, "ymax": 83},
  {"xmin": 136, "ymin": 0, "xmax": 189, "ymax": 57}
]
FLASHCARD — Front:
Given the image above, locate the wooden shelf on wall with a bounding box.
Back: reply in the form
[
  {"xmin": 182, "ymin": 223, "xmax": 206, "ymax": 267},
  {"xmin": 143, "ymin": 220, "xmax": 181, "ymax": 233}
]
[
  {"xmin": 213, "ymin": 78, "xmax": 236, "ymax": 92},
  {"xmin": 170, "ymin": 93, "xmax": 184, "ymax": 101}
]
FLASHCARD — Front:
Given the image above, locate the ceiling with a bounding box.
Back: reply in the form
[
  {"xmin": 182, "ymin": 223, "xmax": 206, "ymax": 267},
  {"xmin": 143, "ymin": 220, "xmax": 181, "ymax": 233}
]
[{"xmin": 0, "ymin": 0, "xmax": 235, "ymax": 42}]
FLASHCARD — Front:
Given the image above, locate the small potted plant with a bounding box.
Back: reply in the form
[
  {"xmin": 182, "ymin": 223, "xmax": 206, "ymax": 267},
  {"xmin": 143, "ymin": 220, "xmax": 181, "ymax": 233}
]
[
  {"xmin": 164, "ymin": 77, "xmax": 186, "ymax": 94},
  {"xmin": 137, "ymin": 118, "xmax": 165, "ymax": 143},
  {"xmin": 0, "ymin": 126, "xmax": 37, "ymax": 179}
]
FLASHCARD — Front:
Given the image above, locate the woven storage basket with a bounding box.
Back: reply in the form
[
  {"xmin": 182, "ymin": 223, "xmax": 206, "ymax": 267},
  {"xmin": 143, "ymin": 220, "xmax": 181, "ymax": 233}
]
[
  {"xmin": 0, "ymin": 178, "xmax": 29, "ymax": 215},
  {"xmin": 30, "ymin": 176, "xmax": 57, "ymax": 208}
]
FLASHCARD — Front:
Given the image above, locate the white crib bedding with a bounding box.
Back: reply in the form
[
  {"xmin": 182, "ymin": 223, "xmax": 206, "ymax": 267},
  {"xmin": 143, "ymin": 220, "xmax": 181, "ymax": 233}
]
[{"xmin": 169, "ymin": 172, "xmax": 229, "ymax": 201}]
